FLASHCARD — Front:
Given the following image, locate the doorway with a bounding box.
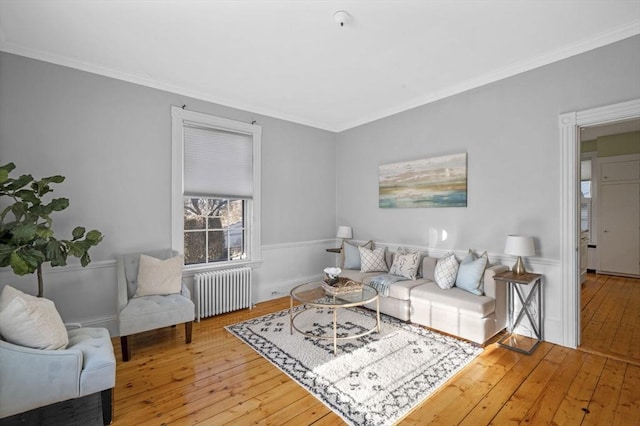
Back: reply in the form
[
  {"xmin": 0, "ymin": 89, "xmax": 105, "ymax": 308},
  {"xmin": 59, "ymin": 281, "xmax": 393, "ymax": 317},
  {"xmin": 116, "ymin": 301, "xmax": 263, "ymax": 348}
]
[
  {"xmin": 577, "ymin": 119, "xmax": 640, "ymax": 362},
  {"xmin": 559, "ymin": 98, "xmax": 640, "ymax": 349}
]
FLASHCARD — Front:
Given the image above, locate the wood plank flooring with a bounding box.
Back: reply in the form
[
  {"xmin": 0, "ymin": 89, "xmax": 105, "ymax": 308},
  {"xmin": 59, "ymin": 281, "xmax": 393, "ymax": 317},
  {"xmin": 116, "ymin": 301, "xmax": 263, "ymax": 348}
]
[
  {"xmin": 110, "ymin": 282, "xmax": 640, "ymax": 425},
  {"xmin": 579, "ymin": 273, "xmax": 640, "ymax": 365}
]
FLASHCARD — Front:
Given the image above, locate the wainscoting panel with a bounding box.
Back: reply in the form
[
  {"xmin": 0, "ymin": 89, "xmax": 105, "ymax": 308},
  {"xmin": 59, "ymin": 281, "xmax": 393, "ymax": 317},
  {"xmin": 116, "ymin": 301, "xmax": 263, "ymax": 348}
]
[{"xmin": 0, "ymin": 241, "xmax": 564, "ymax": 346}]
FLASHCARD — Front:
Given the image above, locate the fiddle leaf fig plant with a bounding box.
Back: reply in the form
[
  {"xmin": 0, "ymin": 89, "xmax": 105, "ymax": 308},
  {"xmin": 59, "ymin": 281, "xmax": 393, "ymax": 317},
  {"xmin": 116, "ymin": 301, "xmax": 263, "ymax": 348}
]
[{"xmin": 0, "ymin": 162, "xmax": 103, "ymax": 297}]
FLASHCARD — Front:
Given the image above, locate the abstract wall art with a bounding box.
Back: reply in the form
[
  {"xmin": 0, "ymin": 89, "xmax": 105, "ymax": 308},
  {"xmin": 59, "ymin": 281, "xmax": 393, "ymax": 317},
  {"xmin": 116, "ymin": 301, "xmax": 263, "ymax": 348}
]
[{"xmin": 379, "ymin": 153, "xmax": 467, "ymax": 208}]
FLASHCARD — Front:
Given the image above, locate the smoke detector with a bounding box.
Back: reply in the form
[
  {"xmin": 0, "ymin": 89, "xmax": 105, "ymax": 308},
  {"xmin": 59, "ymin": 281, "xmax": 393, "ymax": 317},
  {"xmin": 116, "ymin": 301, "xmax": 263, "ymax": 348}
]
[{"xmin": 333, "ymin": 10, "xmax": 351, "ymax": 27}]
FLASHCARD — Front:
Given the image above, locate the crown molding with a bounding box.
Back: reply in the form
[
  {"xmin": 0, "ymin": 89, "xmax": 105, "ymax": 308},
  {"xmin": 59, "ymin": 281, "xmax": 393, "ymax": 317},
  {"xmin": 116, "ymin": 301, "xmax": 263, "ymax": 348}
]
[
  {"xmin": 334, "ymin": 20, "xmax": 640, "ymax": 132},
  {"xmin": 2, "ymin": 20, "xmax": 638, "ymax": 134},
  {"xmin": 0, "ymin": 41, "xmax": 337, "ymax": 132}
]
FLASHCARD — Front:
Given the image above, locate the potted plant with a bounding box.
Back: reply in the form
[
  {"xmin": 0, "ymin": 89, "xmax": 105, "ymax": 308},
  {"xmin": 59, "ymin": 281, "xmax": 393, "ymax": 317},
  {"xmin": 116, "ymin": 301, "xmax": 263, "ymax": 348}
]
[{"xmin": 0, "ymin": 163, "xmax": 103, "ymax": 297}]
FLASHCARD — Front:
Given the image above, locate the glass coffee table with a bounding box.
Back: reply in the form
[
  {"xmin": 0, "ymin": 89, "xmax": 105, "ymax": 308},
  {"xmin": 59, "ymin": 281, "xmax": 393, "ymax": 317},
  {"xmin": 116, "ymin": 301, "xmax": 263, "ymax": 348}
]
[{"xmin": 289, "ymin": 281, "xmax": 380, "ymax": 355}]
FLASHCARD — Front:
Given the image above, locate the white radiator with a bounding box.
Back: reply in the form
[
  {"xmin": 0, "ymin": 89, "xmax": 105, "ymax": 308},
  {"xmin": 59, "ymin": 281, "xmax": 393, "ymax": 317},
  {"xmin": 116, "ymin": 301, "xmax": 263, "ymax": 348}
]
[{"xmin": 195, "ymin": 267, "xmax": 252, "ymax": 321}]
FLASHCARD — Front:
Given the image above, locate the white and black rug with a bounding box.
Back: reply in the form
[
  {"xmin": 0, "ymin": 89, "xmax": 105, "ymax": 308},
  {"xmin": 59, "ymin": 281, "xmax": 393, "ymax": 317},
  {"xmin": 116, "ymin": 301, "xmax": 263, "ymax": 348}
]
[{"xmin": 225, "ymin": 305, "xmax": 482, "ymax": 426}]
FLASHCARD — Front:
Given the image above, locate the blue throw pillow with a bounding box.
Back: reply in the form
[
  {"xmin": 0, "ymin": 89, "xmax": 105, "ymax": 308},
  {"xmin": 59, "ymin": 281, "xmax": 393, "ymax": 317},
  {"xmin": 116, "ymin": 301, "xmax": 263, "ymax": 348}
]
[
  {"xmin": 342, "ymin": 241, "xmax": 373, "ymax": 269},
  {"xmin": 343, "ymin": 243, "xmax": 361, "ymax": 269},
  {"xmin": 455, "ymin": 251, "xmax": 488, "ymax": 295}
]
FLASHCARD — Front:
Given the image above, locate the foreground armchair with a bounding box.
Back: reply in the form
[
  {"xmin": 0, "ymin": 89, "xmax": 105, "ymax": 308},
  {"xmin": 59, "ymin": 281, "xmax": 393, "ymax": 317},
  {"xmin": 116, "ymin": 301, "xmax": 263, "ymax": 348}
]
[
  {"xmin": 0, "ymin": 326, "xmax": 116, "ymax": 424},
  {"xmin": 117, "ymin": 249, "xmax": 195, "ymax": 361}
]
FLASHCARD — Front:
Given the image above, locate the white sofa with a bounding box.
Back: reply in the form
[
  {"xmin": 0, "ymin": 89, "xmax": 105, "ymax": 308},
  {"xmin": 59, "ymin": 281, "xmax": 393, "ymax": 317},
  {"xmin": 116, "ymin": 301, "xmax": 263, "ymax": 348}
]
[{"xmin": 340, "ymin": 252, "xmax": 508, "ymax": 345}]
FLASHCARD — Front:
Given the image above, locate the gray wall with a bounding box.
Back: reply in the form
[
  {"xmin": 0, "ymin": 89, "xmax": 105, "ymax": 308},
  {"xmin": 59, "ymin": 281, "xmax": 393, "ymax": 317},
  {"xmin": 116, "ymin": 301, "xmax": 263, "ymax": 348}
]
[
  {"xmin": 335, "ymin": 35, "xmax": 640, "ymax": 345},
  {"xmin": 1, "ymin": 34, "xmax": 639, "ymax": 345},
  {"xmin": 0, "ymin": 52, "xmax": 337, "ymax": 330}
]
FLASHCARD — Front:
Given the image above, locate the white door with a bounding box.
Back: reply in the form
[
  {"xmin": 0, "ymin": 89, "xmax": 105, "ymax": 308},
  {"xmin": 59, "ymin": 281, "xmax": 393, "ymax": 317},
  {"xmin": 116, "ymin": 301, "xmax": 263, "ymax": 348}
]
[{"xmin": 599, "ymin": 182, "xmax": 640, "ymax": 275}]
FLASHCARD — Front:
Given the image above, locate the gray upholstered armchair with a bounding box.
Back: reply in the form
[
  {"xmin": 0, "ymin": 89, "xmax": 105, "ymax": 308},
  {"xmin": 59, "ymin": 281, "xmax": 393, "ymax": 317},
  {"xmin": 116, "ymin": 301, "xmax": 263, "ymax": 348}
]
[
  {"xmin": 117, "ymin": 249, "xmax": 195, "ymax": 361},
  {"xmin": 0, "ymin": 326, "xmax": 116, "ymax": 424}
]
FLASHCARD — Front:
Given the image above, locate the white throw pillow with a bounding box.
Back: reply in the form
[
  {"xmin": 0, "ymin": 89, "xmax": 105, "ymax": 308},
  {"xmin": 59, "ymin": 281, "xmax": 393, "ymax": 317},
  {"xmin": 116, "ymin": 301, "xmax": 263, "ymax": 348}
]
[
  {"xmin": 0, "ymin": 284, "xmax": 24, "ymax": 311},
  {"xmin": 0, "ymin": 285, "xmax": 68, "ymax": 350},
  {"xmin": 434, "ymin": 253, "xmax": 459, "ymax": 289},
  {"xmin": 359, "ymin": 246, "xmax": 388, "ymax": 273},
  {"xmin": 389, "ymin": 249, "xmax": 421, "ymax": 280},
  {"xmin": 135, "ymin": 254, "xmax": 184, "ymax": 297}
]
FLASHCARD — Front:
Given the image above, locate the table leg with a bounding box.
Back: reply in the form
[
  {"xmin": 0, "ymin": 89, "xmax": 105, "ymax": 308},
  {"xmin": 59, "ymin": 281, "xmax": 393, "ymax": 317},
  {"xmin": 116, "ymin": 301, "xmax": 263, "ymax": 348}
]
[
  {"xmin": 508, "ymin": 282, "xmax": 514, "ymax": 333},
  {"xmin": 289, "ymin": 296, "xmax": 293, "ymax": 335},
  {"xmin": 376, "ymin": 296, "xmax": 381, "ymax": 333},
  {"xmin": 333, "ymin": 308, "xmax": 337, "ymax": 355}
]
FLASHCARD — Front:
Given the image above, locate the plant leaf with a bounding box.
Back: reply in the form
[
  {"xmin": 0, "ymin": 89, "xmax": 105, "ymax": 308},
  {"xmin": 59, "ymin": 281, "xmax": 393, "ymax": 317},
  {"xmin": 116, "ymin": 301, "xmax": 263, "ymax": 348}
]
[
  {"xmin": 5, "ymin": 174, "xmax": 33, "ymax": 191},
  {"xmin": 68, "ymin": 241, "xmax": 86, "ymax": 258},
  {"xmin": 11, "ymin": 223, "xmax": 38, "ymax": 244},
  {"xmin": 35, "ymin": 227, "xmax": 54, "ymax": 239},
  {"xmin": 86, "ymin": 230, "xmax": 103, "ymax": 243},
  {"xmin": 46, "ymin": 240, "xmax": 65, "ymax": 265},
  {"xmin": 14, "ymin": 189, "xmax": 39, "ymax": 205},
  {"xmin": 49, "ymin": 198, "xmax": 69, "ymax": 212},
  {"xmin": 72, "ymin": 226, "xmax": 86, "ymax": 240},
  {"xmin": 9, "ymin": 251, "xmax": 35, "ymax": 275},
  {"xmin": 0, "ymin": 169, "xmax": 9, "ymax": 184}
]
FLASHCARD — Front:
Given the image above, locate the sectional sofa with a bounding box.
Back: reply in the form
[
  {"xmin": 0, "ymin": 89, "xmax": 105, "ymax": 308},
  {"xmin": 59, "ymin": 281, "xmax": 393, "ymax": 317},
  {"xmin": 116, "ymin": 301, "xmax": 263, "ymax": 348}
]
[{"xmin": 338, "ymin": 243, "xmax": 508, "ymax": 345}]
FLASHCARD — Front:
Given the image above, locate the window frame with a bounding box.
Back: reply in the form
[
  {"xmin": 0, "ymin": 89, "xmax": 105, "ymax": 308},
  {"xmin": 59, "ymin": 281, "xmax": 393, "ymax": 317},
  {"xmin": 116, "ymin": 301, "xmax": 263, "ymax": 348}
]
[
  {"xmin": 171, "ymin": 107, "xmax": 261, "ymax": 271},
  {"xmin": 581, "ymin": 151, "xmax": 598, "ymax": 244}
]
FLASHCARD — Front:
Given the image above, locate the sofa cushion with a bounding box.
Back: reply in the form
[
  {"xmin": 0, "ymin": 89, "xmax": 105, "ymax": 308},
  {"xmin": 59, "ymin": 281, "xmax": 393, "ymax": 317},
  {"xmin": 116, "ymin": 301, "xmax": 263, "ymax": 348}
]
[
  {"xmin": 434, "ymin": 253, "xmax": 459, "ymax": 289},
  {"xmin": 389, "ymin": 249, "xmax": 421, "ymax": 280},
  {"xmin": 342, "ymin": 240, "xmax": 373, "ymax": 269},
  {"xmin": 119, "ymin": 293, "xmax": 195, "ymax": 336},
  {"xmin": 359, "ymin": 246, "xmax": 388, "ymax": 272},
  {"xmin": 411, "ymin": 282, "xmax": 496, "ymax": 318},
  {"xmin": 455, "ymin": 251, "xmax": 488, "ymax": 296},
  {"xmin": 380, "ymin": 278, "xmax": 429, "ymax": 300}
]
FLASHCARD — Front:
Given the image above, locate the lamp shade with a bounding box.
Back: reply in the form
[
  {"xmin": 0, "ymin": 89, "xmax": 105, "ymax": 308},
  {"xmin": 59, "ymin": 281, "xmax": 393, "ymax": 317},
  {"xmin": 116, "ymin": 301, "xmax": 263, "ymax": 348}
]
[
  {"xmin": 504, "ymin": 235, "xmax": 535, "ymax": 257},
  {"xmin": 336, "ymin": 226, "xmax": 353, "ymax": 239}
]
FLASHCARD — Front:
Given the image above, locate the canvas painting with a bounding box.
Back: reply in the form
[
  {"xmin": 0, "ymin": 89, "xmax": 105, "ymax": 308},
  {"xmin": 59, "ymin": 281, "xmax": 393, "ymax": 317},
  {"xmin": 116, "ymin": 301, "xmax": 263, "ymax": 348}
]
[{"xmin": 379, "ymin": 153, "xmax": 467, "ymax": 208}]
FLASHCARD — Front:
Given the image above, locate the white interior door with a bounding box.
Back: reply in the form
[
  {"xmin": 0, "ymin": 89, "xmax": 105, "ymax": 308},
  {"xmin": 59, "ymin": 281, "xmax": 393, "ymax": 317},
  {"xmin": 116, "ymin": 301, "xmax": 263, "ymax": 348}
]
[{"xmin": 599, "ymin": 182, "xmax": 640, "ymax": 275}]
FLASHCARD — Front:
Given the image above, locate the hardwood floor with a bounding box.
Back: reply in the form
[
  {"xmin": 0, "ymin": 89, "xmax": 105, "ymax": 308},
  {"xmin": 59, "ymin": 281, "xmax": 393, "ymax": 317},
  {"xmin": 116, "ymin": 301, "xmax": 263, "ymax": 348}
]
[
  {"xmin": 579, "ymin": 272, "xmax": 640, "ymax": 365},
  {"xmin": 111, "ymin": 292, "xmax": 639, "ymax": 425}
]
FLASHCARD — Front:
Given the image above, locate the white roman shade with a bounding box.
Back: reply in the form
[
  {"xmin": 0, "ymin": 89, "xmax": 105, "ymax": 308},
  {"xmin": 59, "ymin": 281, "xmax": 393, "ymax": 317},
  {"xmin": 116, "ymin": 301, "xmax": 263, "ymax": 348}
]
[{"xmin": 183, "ymin": 123, "xmax": 253, "ymax": 198}]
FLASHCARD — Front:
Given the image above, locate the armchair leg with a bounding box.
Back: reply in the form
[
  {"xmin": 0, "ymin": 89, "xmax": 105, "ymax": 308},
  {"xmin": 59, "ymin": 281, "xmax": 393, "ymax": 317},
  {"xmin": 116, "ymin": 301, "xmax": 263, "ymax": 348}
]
[
  {"xmin": 101, "ymin": 388, "xmax": 114, "ymax": 425},
  {"xmin": 120, "ymin": 335, "xmax": 131, "ymax": 362},
  {"xmin": 185, "ymin": 321, "xmax": 193, "ymax": 344}
]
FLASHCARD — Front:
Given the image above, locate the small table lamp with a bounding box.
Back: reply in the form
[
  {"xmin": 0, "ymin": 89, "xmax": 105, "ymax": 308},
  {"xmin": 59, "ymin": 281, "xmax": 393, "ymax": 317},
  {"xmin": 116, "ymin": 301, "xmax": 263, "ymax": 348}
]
[
  {"xmin": 336, "ymin": 226, "xmax": 353, "ymax": 242},
  {"xmin": 504, "ymin": 235, "xmax": 535, "ymax": 275}
]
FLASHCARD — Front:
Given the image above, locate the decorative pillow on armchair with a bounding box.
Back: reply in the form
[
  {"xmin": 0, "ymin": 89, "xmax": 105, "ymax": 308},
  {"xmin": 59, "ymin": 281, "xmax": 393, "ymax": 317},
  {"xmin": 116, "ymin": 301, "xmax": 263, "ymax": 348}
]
[
  {"xmin": 359, "ymin": 246, "xmax": 389, "ymax": 273},
  {"xmin": 389, "ymin": 248, "xmax": 421, "ymax": 280},
  {"xmin": 434, "ymin": 253, "xmax": 459, "ymax": 289},
  {"xmin": 455, "ymin": 250, "xmax": 489, "ymax": 295},
  {"xmin": 341, "ymin": 240, "xmax": 373, "ymax": 270},
  {"xmin": 135, "ymin": 254, "xmax": 184, "ymax": 297},
  {"xmin": 0, "ymin": 285, "xmax": 69, "ymax": 350}
]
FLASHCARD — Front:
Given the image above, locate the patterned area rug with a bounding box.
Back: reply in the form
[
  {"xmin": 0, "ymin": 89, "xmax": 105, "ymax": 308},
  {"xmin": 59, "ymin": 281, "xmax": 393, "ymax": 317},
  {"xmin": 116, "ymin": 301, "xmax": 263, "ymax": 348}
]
[{"xmin": 226, "ymin": 305, "xmax": 482, "ymax": 426}]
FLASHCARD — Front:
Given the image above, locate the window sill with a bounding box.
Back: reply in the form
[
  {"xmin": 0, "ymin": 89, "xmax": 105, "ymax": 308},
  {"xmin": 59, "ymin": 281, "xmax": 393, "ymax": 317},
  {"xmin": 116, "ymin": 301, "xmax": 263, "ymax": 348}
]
[{"xmin": 182, "ymin": 260, "xmax": 263, "ymax": 277}]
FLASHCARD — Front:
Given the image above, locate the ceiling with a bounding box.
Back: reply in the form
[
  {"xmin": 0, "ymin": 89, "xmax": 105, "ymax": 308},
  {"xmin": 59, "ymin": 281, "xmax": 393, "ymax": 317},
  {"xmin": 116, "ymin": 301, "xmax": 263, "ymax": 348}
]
[{"xmin": 1, "ymin": 1, "xmax": 639, "ymax": 132}]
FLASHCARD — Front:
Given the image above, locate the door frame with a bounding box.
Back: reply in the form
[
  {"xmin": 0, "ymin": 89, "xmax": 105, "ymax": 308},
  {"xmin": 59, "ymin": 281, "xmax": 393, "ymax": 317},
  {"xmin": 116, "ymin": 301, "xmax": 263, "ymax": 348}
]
[{"xmin": 559, "ymin": 98, "xmax": 640, "ymax": 348}]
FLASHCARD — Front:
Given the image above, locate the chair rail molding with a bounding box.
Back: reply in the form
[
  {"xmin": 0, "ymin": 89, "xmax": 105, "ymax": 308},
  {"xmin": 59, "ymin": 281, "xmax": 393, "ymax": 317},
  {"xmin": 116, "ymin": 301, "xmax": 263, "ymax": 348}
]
[{"xmin": 559, "ymin": 98, "xmax": 640, "ymax": 349}]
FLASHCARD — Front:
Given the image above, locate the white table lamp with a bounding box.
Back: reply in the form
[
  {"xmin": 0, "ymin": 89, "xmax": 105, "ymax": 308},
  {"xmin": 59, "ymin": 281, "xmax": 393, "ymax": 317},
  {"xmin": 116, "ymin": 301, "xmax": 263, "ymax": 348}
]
[
  {"xmin": 336, "ymin": 226, "xmax": 353, "ymax": 241},
  {"xmin": 505, "ymin": 235, "xmax": 535, "ymax": 275}
]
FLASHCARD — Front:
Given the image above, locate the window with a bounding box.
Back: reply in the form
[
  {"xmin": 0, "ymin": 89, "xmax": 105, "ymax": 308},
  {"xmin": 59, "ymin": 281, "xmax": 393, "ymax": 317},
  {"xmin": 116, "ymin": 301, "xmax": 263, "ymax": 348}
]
[
  {"xmin": 171, "ymin": 107, "xmax": 261, "ymax": 268},
  {"xmin": 580, "ymin": 159, "xmax": 592, "ymax": 233},
  {"xmin": 184, "ymin": 197, "xmax": 246, "ymax": 264}
]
